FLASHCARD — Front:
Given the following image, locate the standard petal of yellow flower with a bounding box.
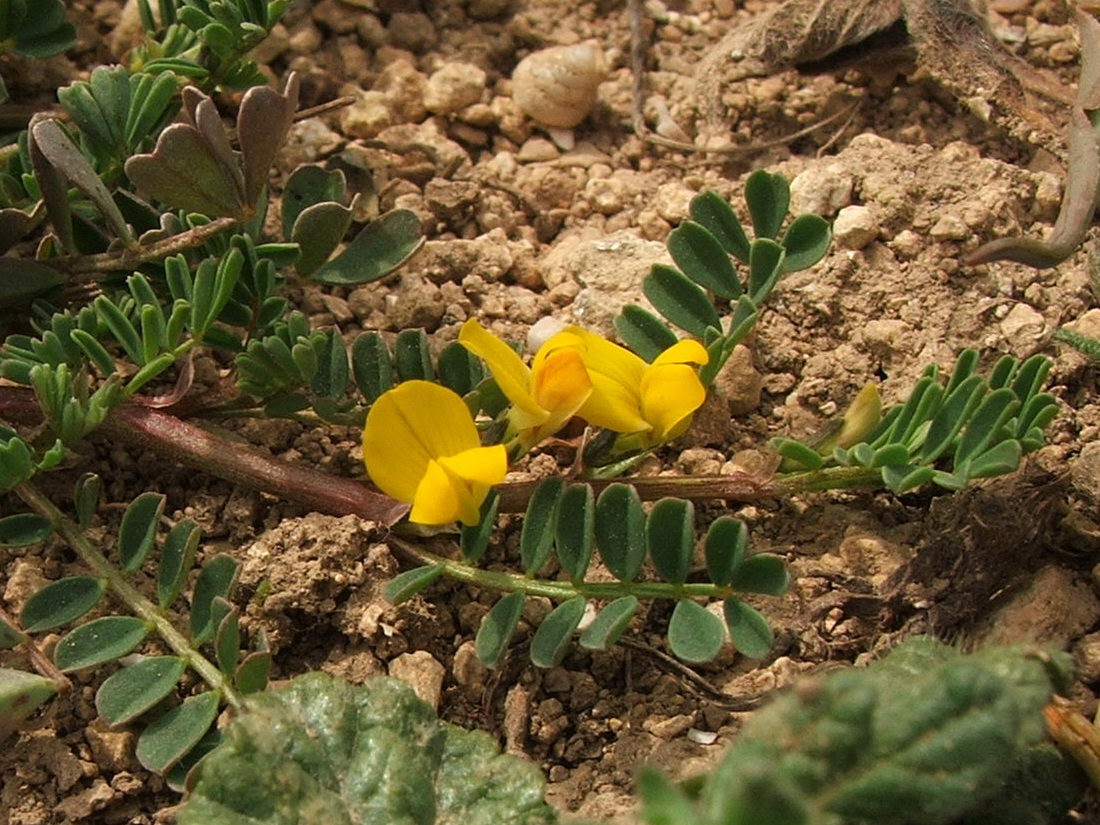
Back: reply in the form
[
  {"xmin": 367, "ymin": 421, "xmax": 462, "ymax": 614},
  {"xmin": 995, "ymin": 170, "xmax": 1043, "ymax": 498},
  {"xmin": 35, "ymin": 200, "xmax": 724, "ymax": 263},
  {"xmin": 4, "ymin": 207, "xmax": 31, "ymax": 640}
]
[
  {"xmin": 550, "ymin": 326, "xmax": 646, "ymax": 389},
  {"xmin": 363, "ymin": 380, "xmax": 506, "ymax": 525},
  {"xmin": 458, "ymin": 319, "xmax": 546, "ymax": 428},
  {"xmin": 576, "ymin": 370, "xmax": 650, "ymax": 433},
  {"xmin": 640, "ymin": 362, "xmax": 707, "ymax": 442}
]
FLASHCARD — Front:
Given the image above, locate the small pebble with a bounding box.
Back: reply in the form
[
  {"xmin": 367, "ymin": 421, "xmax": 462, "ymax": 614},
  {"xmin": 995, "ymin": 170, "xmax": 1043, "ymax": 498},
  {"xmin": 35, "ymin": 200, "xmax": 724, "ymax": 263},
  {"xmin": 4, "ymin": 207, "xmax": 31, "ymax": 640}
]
[{"xmin": 832, "ymin": 205, "xmax": 878, "ymax": 250}]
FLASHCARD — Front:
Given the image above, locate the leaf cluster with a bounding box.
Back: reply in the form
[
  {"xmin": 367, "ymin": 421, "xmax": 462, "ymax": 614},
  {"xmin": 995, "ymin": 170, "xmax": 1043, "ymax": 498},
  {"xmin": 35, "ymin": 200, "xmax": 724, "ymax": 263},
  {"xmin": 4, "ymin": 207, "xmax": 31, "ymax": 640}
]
[
  {"xmin": 773, "ymin": 350, "xmax": 1059, "ymax": 493},
  {"xmin": 638, "ymin": 637, "xmax": 1084, "ymax": 825},
  {"xmin": 1, "ymin": 483, "xmax": 269, "ymax": 787},
  {"xmin": 131, "ymin": 0, "xmax": 289, "ymax": 90},
  {"xmin": 616, "ymin": 171, "xmax": 830, "ymax": 385},
  {"xmin": 392, "ymin": 480, "xmax": 789, "ymax": 668},
  {"xmin": 0, "ymin": 0, "xmax": 74, "ymax": 63}
]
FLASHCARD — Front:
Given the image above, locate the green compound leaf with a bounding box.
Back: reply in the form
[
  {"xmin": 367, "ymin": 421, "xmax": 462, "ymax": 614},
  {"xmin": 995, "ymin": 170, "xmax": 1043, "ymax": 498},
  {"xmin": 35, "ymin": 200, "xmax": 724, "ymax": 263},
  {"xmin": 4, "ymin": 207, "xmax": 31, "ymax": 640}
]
[
  {"xmin": 668, "ymin": 600, "xmax": 726, "ymax": 663},
  {"xmin": 690, "ymin": 189, "xmax": 751, "ymax": 263},
  {"xmin": 438, "ymin": 342, "xmax": 485, "ymax": 396},
  {"xmin": 235, "ymin": 650, "xmax": 272, "ymax": 695},
  {"xmin": 722, "ymin": 598, "xmax": 773, "ymax": 659},
  {"xmin": 953, "ymin": 388, "xmax": 1019, "ymax": 475},
  {"xmin": 311, "ymin": 209, "xmax": 424, "ymax": 285},
  {"xmin": 744, "ymin": 169, "xmax": 790, "ymax": 240},
  {"xmin": 384, "ymin": 564, "xmax": 444, "ymax": 605},
  {"xmin": 310, "ymin": 329, "xmax": 349, "ymax": 399},
  {"xmin": 475, "ymin": 592, "xmax": 525, "ymax": 669},
  {"xmin": 281, "ymin": 164, "xmax": 347, "ymax": 241},
  {"xmin": 177, "ymin": 674, "xmax": 555, "ymax": 825},
  {"xmin": 20, "ymin": 576, "xmax": 105, "ymax": 632},
  {"xmin": 117, "ymin": 491, "xmax": 165, "ymax": 574},
  {"xmin": 394, "ymin": 328, "xmax": 434, "ymax": 382},
  {"xmin": 96, "ymin": 656, "xmax": 187, "ymax": 726},
  {"xmin": 579, "ymin": 595, "xmax": 638, "ymax": 651},
  {"xmin": 530, "ymin": 597, "xmax": 586, "ymax": 668},
  {"xmin": 137, "ymin": 689, "xmax": 221, "ymax": 774},
  {"xmin": 705, "ymin": 517, "xmax": 747, "ymax": 587},
  {"xmin": 0, "ymin": 614, "xmax": 25, "ymax": 650},
  {"xmin": 215, "ymin": 601, "xmax": 241, "ymax": 676},
  {"xmin": 0, "ymin": 512, "xmax": 52, "ymax": 547},
  {"xmin": 730, "ymin": 554, "xmax": 789, "ymax": 596},
  {"xmin": 644, "ymin": 264, "xmax": 722, "ymax": 337},
  {"xmin": 555, "ymin": 484, "xmax": 594, "ymax": 582},
  {"xmin": 0, "ymin": 668, "xmax": 58, "ymax": 741},
  {"xmin": 190, "ymin": 555, "xmax": 239, "ymax": 645},
  {"xmin": 74, "ymin": 472, "xmax": 102, "ymax": 528},
  {"xmin": 747, "ymin": 238, "xmax": 785, "ymax": 305},
  {"xmin": 595, "ymin": 483, "xmax": 646, "ymax": 581},
  {"xmin": 352, "ymin": 332, "xmax": 394, "ymax": 403},
  {"xmin": 521, "ymin": 478, "xmax": 563, "ymax": 575},
  {"xmin": 668, "ymin": 221, "xmax": 742, "ymax": 299},
  {"xmin": 54, "ymin": 616, "xmax": 149, "ymax": 672},
  {"xmin": 615, "ymin": 304, "xmax": 679, "ymax": 363},
  {"xmin": 966, "ymin": 439, "xmax": 1023, "ymax": 479},
  {"xmin": 780, "ymin": 213, "xmax": 831, "ymax": 273},
  {"xmin": 157, "ymin": 519, "xmax": 201, "ymax": 609},
  {"xmin": 646, "ymin": 498, "xmax": 694, "ymax": 585},
  {"xmin": 461, "ymin": 490, "xmax": 499, "ymax": 564},
  {"xmin": 772, "ymin": 436, "xmax": 824, "ymax": 470}
]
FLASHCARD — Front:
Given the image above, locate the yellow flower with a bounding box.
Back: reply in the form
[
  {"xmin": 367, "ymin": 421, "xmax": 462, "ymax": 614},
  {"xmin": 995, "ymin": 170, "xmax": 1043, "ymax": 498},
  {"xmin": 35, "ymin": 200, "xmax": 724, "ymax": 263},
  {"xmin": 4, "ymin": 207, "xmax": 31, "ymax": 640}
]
[
  {"xmin": 458, "ymin": 319, "xmax": 592, "ymax": 446},
  {"xmin": 362, "ymin": 380, "xmax": 507, "ymax": 526},
  {"xmin": 545, "ymin": 327, "xmax": 709, "ymax": 446}
]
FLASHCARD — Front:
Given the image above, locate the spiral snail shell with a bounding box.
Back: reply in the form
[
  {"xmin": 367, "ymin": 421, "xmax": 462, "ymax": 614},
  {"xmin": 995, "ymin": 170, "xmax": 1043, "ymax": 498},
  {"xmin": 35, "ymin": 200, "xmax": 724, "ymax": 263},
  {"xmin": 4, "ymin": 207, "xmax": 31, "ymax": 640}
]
[{"xmin": 511, "ymin": 41, "xmax": 607, "ymax": 130}]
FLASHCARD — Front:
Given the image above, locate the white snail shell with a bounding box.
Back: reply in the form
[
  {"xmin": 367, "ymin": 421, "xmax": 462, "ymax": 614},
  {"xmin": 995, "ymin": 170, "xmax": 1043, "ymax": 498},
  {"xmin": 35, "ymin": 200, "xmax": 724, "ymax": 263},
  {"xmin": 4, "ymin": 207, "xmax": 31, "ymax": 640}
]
[{"xmin": 512, "ymin": 42, "xmax": 607, "ymax": 130}]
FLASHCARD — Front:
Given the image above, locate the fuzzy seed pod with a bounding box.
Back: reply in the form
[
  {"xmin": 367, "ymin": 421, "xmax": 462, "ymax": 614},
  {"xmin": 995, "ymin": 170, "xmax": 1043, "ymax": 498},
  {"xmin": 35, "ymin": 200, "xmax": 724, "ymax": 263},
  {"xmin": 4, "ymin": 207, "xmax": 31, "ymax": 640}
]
[{"xmin": 511, "ymin": 42, "xmax": 607, "ymax": 130}]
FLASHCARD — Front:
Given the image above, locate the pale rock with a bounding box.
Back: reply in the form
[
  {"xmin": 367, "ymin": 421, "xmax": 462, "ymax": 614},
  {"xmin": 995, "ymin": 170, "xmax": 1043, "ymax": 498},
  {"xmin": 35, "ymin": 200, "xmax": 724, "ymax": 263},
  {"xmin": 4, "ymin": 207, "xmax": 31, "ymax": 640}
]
[
  {"xmin": 3, "ymin": 558, "xmax": 48, "ymax": 613},
  {"xmin": 312, "ymin": 0, "xmax": 357, "ymax": 33},
  {"xmin": 277, "ymin": 119, "xmax": 344, "ymax": 173},
  {"xmin": 928, "ymin": 213, "xmax": 969, "ymax": 241},
  {"xmin": 287, "ymin": 20, "xmax": 323, "ymax": 53},
  {"xmin": 85, "ymin": 726, "xmax": 133, "ymax": 773},
  {"xmin": 1074, "ymin": 631, "xmax": 1100, "ymax": 683},
  {"xmin": 424, "ymin": 62, "xmax": 488, "ymax": 115},
  {"xmin": 341, "ymin": 90, "xmax": 393, "ymax": 139},
  {"xmin": 789, "ymin": 163, "xmax": 854, "ymax": 217},
  {"xmin": 320, "ymin": 294, "xmax": 354, "ymax": 324},
  {"xmin": 54, "ymin": 779, "xmax": 117, "ymax": 821},
  {"xmin": 388, "ymin": 650, "xmax": 446, "ymax": 710},
  {"xmin": 503, "ymin": 684, "xmax": 530, "ymax": 753},
  {"xmin": 714, "ymin": 344, "xmax": 763, "ymax": 415},
  {"xmin": 584, "ymin": 177, "xmax": 626, "ymax": 215},
  {"xmin": 375, "ymin": 60, "xmax": 429, "ymax": 123},
  {"xmin": 974, "ymin": 565, "xmax": 1099, "ymax": 647},
  {"xmin": 832, "ymin": 205, "xmax": 878, "ymax": 250},
  {"xmin": 653, "ymin": 182, "xmax": 694, "ymax": 223},
  {"xmin": 517, "ymin": 137, "xmax": 560, "ymax": 162},
  {"xmin": 890, "ymin": 229, "xmax": 923, "ymax": 259},
  {"xmin": 860, "ymin": 318, "xmax": 912, "ymax": 356},
  {"xmin": 452, "ymin": 640, "xmax": 488, "ymax": 686},
  {"xmin": 998, "ymin": 302, "xmax": 1046, "ymax": 347},
  {"xmin": 1063, "ymin": 308, "xmax": 1100, "ymax": 341},
  {"xmin": 643, "ymin": 713, "xmax": 695, "ymax": 739},
  {"xmin": 541, "ymin": 231, "xmax": 667, "ymax": 335}
]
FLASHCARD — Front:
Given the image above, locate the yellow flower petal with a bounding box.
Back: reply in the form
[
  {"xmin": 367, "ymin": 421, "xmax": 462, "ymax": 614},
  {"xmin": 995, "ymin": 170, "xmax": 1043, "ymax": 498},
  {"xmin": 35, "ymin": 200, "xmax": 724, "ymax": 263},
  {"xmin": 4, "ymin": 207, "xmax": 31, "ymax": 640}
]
[
  {"xmin": 653, "ymin": 339, "xmax": 709, "ymax": 368},
  {"xmin": 640, "ymin": 362, "xmax": 706, "ymax": 442},
  {"xmin": 577, "ymin": 370, "xmax": 650, "ymax": 433},
  {"xmin": 437, "ymin": 444, "xmax": 508, "ymax": 486},
  {"xmin": 556, "ymin": 326, "xmax": 646, "ymax": 390},
  {"xmin": 410, "ymin": 459, "xmax": 466, "ymax": 525},
  {"xmin": 362, "ymin": 380, "xmax": 481, "ymax": 502},
  {"xmin": 458, "ymin": 319, "xmax": 545, "ymax": 425},
  {"xmin": 529, "ymin": 348, "xmax": 592, "ymax": 436}
]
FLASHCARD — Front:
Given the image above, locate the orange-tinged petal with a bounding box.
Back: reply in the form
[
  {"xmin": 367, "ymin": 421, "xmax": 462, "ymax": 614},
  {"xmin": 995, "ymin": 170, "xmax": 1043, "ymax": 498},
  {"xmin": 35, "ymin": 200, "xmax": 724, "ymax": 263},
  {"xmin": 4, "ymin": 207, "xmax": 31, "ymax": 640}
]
[
  {"xmin": 362, "ymin": 380, "xmax": 481, "ymax": 502},
  {"xmin": 653, "ymin": 339, "xmax": 709, "ymax": 368},
  {"xmin": 531, "ymin": 349, "xmax": 592, "ymax": 428},
  {"xmin": 640, "ymin": 362, "xmax": 706, "ymax": 442},
  {"xmin": 577, "ymin": 370, "xmax": 650, "ymax": 433},
  {"xmin": 458, "ymin": 319, "xmax": 545, "ymax": 422}
]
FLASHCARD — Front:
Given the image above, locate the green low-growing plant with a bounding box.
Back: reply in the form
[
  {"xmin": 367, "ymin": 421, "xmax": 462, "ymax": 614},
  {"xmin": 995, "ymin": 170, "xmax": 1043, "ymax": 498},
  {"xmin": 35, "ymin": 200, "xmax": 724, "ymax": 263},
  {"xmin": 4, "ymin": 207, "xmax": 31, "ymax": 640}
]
[{"xmin": 0, "ymin": 3, "xmax": 1090, "ymax": 823}]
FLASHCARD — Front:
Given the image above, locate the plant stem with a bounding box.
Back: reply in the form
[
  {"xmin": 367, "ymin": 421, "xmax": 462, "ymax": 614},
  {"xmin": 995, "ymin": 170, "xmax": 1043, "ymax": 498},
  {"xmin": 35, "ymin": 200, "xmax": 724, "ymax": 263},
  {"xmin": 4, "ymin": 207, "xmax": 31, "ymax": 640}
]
[
  {"xmin": 0, "ymin": 604, "xmax": 72, "ymax": 693},
  {"xmin": 390, "ymin": 537, "xmax": 735, "ymax": 601},
  {"xmin": 14, "ymin": 481, "xmax": 243, "ymax": 708},
  {"xmin": 50, "ymin": 217, "xmax": 239, "ymax": 277}
]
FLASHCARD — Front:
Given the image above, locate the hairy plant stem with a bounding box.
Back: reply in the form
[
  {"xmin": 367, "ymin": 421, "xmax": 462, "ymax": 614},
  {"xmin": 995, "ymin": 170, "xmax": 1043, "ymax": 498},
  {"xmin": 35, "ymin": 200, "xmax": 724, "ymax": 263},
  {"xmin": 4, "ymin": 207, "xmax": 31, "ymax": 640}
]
[
  {"xmin": 51, "ymin": 217, "xmax": 239, "ymax": 277},
  {"xmin": 390, "ymin": 537, "xmax": 737, "ymax": 601},
  {"xmin": 14, "ymin": 481, "xmax": 242, "ymax": 708}
]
